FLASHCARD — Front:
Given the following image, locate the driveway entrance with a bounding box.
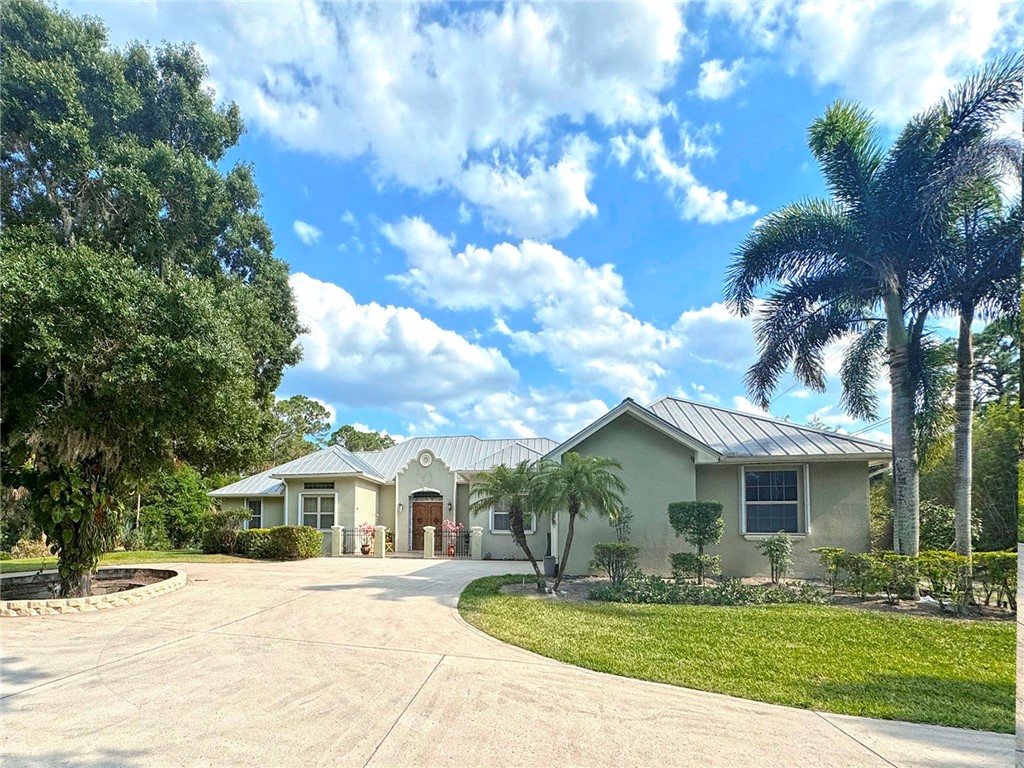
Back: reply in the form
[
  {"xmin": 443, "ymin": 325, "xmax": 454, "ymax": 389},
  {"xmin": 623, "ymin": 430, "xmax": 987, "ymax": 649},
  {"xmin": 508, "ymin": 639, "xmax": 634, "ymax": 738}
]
[{"xmin": 0, "ymin": 558, "xmax": 1011, "ymax": 767}]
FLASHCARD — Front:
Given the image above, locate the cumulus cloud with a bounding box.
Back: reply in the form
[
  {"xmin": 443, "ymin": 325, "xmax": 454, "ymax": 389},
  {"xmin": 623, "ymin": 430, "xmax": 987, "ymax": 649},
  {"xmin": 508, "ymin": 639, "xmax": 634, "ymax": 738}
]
[
  {"xmin": 289, "ymin": 272, "xmax": 517, "ymax": 409},
  {"xmin": 82, "ymin": 1, "xmax": 686, "ymax": 237},
  {"xmin": 456, "ymin": 135, "xmax": 598, "ymax": 240},
  {"xmin": 718, "ymin": 0, "xmax": 1022, "ymax": 124},
  {"xmin": 695, "ymin": 58, "xmax": 747, "ymax": 100},
  {"xmin": 292, "ymin": 220, "xmax": 322, "ymax": 245},
  {"xmin": 611, "ymin": 126, "xmax": 757, "ymax": 224}
]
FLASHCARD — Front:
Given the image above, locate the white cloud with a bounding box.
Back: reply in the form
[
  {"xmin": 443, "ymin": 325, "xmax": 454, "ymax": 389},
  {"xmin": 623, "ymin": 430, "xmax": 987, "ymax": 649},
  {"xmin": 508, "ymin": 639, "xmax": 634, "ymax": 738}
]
[
  {"xmin": 384, "ymin": 217, "xmax": 763, "ymax": 401},
  {"xmin": 719, "ymin": 0, "xmax": 1022, "ymax": 124},
  {"xmin": 342, "ymin": 210, "xmax": 358, "ymax": 229},
  {"xmin": 83, "ymin": 1, "xmax": 686, "ymax": 236},
  {"xmin": 695, "ymin": 58, "xmax": 746, "ymax": 100},
  {"xmin": 292, "ymin": 220, "xmax": 322, "ymax": 245},
  {"xmin": 611, "ymin": 126, "xmax": 757, "ymax": 224},
  {"xmin": 461, "ymin": 390, "xmax": 610, "ymax": 440},
  {"xmin": 456, "ymin": 135, "xmax": 598, "ymax": 239},
  {"xmin": 732, "ymin": 395, "xmax": 770, "ymax": 415},
  {"xmin": 457, "ymin": 202, "xmax": 472, "ymax": 225},
  {"xmin": 679, "ymin": 122, "xmax": 721, "ymax": 160},
  {"xmin": 289, "ymin": 272, "xmax": 517, "ymax": 409}
]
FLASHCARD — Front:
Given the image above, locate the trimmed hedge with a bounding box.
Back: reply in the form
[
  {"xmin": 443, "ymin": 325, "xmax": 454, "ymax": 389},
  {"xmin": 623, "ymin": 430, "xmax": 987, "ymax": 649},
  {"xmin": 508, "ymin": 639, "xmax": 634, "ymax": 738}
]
[
  {"xmin": 236, "ymin": 525, "xmax": 322, "ymax": 560},
  {"xmin": 590, "ymin": 574, "xmax": 828, "ymax": 606}
]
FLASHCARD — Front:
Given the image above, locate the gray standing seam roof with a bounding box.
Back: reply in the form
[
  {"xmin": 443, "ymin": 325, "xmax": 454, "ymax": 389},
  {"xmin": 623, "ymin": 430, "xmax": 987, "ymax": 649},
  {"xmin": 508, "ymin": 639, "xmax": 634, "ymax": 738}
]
[
  {"xmin": 207, "ymin": 468, "xmax": 285, "ymax": 497},
  {"xmin": 646, "ymin": 396, "xmax": 890, "ymax": 458},
  {"xmin": 354, "ymin": 436, "xmax": 558, "ymax": 480},
  {"xmin": 270, "ymin": 445, "xmax": 387, "ymax": 480}
]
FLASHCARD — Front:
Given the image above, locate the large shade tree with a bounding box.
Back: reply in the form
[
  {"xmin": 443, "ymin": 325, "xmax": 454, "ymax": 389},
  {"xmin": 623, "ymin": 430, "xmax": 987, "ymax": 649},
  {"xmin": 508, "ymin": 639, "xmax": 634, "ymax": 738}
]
[
  {"xmin": 328, "ymin": 425, "xmax": 397, "ymax": 452},
  {"xmin": 470, "ymin": 462, "xmax": 546, "ymax": 591},
  {"xmin": 266, "ymin": 395, "xmax": 333, "ymax": 468},
  {"xmin": 725, "ymin": 55, "xmax": 1023, "ymax": 556},
  {"xmin": 535, "ymin": 453, "xmax": 625, "ymax": 591},
  {"xmin": 0, "ymin": 1, "xmax": 301, "ymax": 595}
]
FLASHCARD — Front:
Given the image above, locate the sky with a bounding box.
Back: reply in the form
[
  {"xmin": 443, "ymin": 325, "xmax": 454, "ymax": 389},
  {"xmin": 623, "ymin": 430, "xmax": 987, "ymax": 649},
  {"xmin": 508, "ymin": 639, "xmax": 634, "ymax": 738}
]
[{"xmin": 65, "ymin": 0, "xmax": 1023, "ymax": 444}]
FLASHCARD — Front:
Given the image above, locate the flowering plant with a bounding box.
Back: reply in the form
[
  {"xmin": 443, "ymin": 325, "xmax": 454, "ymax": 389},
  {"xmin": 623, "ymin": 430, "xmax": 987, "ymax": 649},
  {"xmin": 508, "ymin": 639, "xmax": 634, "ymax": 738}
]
[
  {"xmin": 357, "ymin": 522, "xmax": 376, "ymax": 545},
  {"xmin": 441, "ymin": 519, "xmax": 463, "ymax": 534}
]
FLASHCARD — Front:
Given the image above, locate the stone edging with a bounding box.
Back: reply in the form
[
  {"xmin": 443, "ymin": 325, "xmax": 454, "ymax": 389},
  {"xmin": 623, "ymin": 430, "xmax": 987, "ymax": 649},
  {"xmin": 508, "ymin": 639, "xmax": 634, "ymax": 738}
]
[{"xmin": 0, "ymin": 569, "xmax": 186, "ymax": 617}]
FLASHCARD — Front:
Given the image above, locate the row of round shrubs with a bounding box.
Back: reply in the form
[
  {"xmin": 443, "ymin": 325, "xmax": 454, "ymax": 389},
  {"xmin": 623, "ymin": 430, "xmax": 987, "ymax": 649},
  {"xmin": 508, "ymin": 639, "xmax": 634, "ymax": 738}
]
[{"xmin": 235, "ymin": 526, "xmax": 323, "ymax": 560}]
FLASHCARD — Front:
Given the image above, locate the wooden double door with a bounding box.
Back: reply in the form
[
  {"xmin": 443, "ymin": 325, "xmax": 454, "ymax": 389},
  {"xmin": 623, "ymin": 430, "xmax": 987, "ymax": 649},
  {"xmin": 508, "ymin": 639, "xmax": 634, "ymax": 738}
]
[{"xmin": 411, "ymin": 500, "xmax": 444, "ymax": 551}]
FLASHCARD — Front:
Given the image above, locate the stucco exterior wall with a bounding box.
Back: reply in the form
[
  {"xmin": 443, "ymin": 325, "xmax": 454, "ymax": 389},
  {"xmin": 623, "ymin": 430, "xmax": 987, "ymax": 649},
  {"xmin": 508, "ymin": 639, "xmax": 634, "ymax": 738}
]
[
  {"xmin": 696, "ymin": 461, "xmax": 871, "ymax": 578},
  {"xmin": 560, "ymin": 414, "xmax": 697, "ymax": 575},
  {"xmin": 455, "ymin": 483, "xmax": 471, "ymax": 528},
  {"xmin": 354, "ymin": 479, "xmax": 379, "ymax": 528},
  {"xmin": 216, "ymin": 497, "xmax": 285, "ymax": 528},
  {"xmin": 394, "ymin": 453, "xmax": 458, "ymax": 551},
  {"xmin": 379, "ymin": 484, "xmax": 397, "ymax": 531}
]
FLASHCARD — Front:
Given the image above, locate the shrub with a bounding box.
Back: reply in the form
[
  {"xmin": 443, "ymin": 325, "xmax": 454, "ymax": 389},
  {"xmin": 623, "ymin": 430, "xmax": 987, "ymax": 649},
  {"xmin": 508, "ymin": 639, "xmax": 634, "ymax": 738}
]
[
  {"xmin": 917, "ymin": 550, "xmax": 971, "ymax": 614},
  {"xmin": 975, "ymin": 550, "xmax": 1016, "ymax": 610},
  {"xmin": 201, "ymin": 508, "xmax": 249, "ymax": 554},
  {"xmin": 872, "ymin": 553, "xmax": 918, "ymax": 604},
  {"xmin": 589, "ymin": 574, "xmax": 827, "ymax": 606},
  {"xmin": 670, "ymin": 551, "xmax": 721, "ymax": 584},
  {"xmin": 122, "ymin": 528, "xmax": 146, "ymax": 551},
  {"xmin": 840, "ymin": 552, "xmax": 884, "ymax": 599},
  {"xmin": 267, "ymin": 526, "xmax": 322, "ymax": 559},
  {"xmin": 138, "ymin": 464, "xmax": 213, "ymax": 549},
  {"xmin": 236, "ymin": 528, "xmax": 273, "ymax": 558},
  {"xmin": 809, "ymin": 546, "xmax": 845, "ymax": 594},
  {"xmin": 667, "ymin": 500, "xmax": 724, "ymax": 584},
  {"xmin": 592, "ymin": 541, "xmax": 639, "ymax": 586},
  {"xmin": 755, "ymin": 532, "xmax": 793, "ymax": 584},
  {"xmin": 10, "ymin": 536, "xmax": 51, "ymax": 559}
]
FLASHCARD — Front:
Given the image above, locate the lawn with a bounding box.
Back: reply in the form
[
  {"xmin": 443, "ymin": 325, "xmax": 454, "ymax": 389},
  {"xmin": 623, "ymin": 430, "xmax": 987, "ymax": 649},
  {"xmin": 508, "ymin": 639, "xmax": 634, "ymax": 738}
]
[
  {"xmin": 0, "ymin": 549, "xmax": 254, "ymax": 574},
  {"xmin": 459, "ymin": 575, "xmax": 1014, "ymax": 733}
]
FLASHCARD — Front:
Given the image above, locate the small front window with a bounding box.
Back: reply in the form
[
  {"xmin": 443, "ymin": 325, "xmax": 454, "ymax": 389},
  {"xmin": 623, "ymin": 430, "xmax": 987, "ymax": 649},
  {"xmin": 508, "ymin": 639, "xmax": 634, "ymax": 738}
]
[
  {"xmin": 302, "ymin": 495, "xmax": 335, "ymax": 530},
  {"xmin": 246, "ymin": 499, "xmax": 262, "ymax": 530},
  {"xmin": 303, "ymin": 481, "xmax": 335, "ymax": 490},
  {"xmin": 744, "ymin": 469, "xmax": 800, "ymax": 533},
  {"xmin": 490, "ymin": 509, "xmax": 535, "ymax": 534}
]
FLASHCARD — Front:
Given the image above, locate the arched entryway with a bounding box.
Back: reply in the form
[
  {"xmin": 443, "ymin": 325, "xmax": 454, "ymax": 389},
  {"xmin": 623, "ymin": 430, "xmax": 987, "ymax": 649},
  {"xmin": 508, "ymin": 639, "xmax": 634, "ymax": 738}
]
[{"xmin": 409, "ymin": 490, "xmax": 444, "ymax": 551}]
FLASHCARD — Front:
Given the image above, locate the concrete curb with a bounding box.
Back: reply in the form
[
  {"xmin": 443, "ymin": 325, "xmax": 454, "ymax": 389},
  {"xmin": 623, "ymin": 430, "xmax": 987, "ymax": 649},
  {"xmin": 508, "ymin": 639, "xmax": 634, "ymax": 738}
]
[{"xmin": 1, "ymin": 568, "xmax": 186, "ymax": 617}]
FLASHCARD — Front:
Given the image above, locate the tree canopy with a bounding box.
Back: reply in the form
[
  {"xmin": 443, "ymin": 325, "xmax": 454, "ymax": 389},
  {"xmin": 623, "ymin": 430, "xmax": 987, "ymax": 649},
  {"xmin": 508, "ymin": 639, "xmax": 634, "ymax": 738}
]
[{"xmin": 328, "ymin": 425, "xmax": 397, "ymax": 452}]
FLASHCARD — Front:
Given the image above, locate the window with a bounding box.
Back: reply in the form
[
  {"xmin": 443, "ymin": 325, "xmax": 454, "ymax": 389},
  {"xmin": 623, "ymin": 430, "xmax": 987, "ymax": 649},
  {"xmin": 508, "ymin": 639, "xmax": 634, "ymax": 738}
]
[
  {"xmin": 303, "ymin": 481, "xmax": 335, "ymax": 490},
  {"xmin": 744, "ymin": 469, "xmax": 800, "ymax": 533},
  {"xmin": 490, "ymin": 509, "xmax": 535, "ymax": 534},
  {"xmin": 302, "ymin": 495, "xmax": 335, "ymax": 530},
  {"xmin": 245, "ymin": 499, "xmax": 262, "ymax": 530}
]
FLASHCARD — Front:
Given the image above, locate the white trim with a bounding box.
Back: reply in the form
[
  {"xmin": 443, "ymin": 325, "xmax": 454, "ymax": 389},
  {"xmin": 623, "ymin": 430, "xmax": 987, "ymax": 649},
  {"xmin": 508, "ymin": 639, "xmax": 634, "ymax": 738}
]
[
  {"xmin": 543, "ymin": 399, "xmax": 722, "ymax": 462},
  {"xmin": 298, "ymin": 491, "xmax": 339, "ymax": 531},
  {"xmin": 739, "ymin": 465, "xmax": 805, "ymax": 535},
  {"xmin": 489, "ymin": 507, "xmax": 537, "ymax": 535},
  {"xmin": 716, "ymin": 453, "xmax": 889, "ymax": 465}
]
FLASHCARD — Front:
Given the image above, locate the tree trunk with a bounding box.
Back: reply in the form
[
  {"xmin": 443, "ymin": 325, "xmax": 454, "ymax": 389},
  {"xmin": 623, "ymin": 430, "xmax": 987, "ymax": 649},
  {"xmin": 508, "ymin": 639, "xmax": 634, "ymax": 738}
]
[
  {"xmin": 953, "ymin": 309, "xmax": 974, "ymax": 567},
  {"xmin": 552, "ymin": 509, "xmax": 576, "ymax": 592},
  {"xmin": 883, "ymin": 292, "xmax": 920, "ymax": 557},
  {"xmin": 511, "ymin": 509, "xmax": 545, "ymax": 592}
]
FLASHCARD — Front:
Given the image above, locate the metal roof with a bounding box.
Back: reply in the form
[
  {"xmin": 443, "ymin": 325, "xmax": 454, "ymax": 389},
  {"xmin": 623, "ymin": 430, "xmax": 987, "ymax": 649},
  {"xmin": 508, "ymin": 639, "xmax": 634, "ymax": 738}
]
[
  {"xmin": 354, "ymin": 436, "xmax": 558, "ymax": 480},
  {"xmin": 270, "ymin": 444, "xmax": 387, "ymax": 480},
  {"xmin": 646, "ymin": 396, "xmax": 891, "ymax": 459},
  {"xmin": 208, "ymin": 468, "xmax": 285, "ymax": 497},
  {"xmin": 460, "ymin": 442, "xmax": 546, "ymax": 472}
]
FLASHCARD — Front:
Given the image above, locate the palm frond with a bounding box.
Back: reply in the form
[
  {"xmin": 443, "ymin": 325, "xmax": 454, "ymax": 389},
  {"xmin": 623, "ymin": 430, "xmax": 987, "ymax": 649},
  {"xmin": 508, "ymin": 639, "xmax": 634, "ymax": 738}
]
[
  {"xmin": 808, "ymin": 101, "xmax": 884, "ymax": 211},
  {"xmin": 839, "ymin": 321, "xmax": 886, "ymax": 420}
]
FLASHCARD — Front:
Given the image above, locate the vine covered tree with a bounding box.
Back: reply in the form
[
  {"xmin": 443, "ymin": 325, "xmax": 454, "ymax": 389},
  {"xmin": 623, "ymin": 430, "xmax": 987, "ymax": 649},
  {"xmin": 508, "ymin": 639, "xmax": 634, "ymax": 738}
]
[
  {"xmin": 0, "ymin": 1, "xmax": 301, "ymax": 595},
  {"xmin": 725, "ymin": 55, "xmax": 1023, "ymax": 557}
]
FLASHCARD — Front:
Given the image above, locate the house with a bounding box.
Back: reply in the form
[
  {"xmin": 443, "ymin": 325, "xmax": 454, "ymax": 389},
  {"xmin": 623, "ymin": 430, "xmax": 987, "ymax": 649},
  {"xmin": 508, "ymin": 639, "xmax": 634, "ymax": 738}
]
[{"xmin": 209, "ymin": 396, "xmax": 890, "ymax": 578}]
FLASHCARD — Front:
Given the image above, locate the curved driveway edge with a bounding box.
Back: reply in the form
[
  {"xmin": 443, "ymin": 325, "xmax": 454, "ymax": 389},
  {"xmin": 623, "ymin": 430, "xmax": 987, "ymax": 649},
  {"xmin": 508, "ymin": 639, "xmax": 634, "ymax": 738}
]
[{"xmin": 0, "ymin": 557, "xmax": 1012, "ymax": 767}]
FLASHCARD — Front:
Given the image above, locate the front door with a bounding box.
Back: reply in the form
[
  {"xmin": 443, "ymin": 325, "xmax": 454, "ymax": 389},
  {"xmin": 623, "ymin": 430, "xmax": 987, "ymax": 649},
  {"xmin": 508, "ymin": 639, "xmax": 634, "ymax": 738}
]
[{"xmin": 411, "ymin": 501, "xmax": 444, "ymax": 551}]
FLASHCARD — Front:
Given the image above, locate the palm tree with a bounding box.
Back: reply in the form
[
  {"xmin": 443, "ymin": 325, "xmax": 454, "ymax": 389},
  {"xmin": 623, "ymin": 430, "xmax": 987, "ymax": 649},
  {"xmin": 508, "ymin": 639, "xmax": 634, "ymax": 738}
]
[
  {"xmin": 535, "ymin": 453, "xmax": 626, "ymax": 592},
  {"xmin": 469, "ymin": 461, "xmax": 546, "ymax": 591},
  {"xmin": 724, "ymin": 55, "xmax": 1023, "ymax": 557},
  {"xmin": 931, "ymin": 187, "xmax": 1021, "ymax": 565}
]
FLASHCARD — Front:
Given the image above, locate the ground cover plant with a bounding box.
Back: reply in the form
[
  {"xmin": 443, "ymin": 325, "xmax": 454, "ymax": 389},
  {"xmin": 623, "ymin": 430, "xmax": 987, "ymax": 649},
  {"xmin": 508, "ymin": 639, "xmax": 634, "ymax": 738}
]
[
  {"xmin": 459, "ymin": 575, "xmax": 1013, "ymax": 732},
  {"xmin": 0, "ymin": 549, "xmax": 253, "ymax": 574}
]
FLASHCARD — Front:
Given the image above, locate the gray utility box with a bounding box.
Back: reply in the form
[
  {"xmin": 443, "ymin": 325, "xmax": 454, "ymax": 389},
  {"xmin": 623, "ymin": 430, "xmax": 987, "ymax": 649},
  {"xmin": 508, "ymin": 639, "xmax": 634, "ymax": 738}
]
[{"xmin": 543, "ymin": 555, "xmax": 557, "ymax": 577}]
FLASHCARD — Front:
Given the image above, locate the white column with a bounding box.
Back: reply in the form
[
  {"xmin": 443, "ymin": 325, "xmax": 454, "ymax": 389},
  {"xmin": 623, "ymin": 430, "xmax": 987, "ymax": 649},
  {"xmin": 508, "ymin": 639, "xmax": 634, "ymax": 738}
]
[
  {"xmin": 422, "ymin": 526, "xmax": 435, "ymax": 559},
  {"xmin": 331, "ymin": 525, "xmax": 342, "ymax": 557},
  {"xmin": 374, "ymin": 525, "xmax": 386, "ymax": 558},
  {"xmin": 470, "ymin": 526, "xmax": 483, "ymax": 560}
]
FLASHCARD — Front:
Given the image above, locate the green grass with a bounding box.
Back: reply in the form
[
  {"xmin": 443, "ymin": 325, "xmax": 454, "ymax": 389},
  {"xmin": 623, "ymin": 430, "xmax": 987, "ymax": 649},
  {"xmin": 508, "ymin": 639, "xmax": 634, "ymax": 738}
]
[
  {"xmin": 0, "ymin": 549, "xmax": 254, "ymax": 573},
  {"xmin": 459, "ymin": 575, "xmax": 1014, "ymax": 733}
]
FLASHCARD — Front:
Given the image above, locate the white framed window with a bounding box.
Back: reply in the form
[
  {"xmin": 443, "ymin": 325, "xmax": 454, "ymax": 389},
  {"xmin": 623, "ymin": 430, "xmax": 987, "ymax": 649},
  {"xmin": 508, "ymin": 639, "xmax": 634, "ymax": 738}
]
[
  {"xmin": 245, "ymin": 498, "xmax": 262, "ymax": 530},
  {"xmin": 301, "ymin": 494, "xmax": 336, "ymax": 530},
  {"xmin": 741, "ymin": 467, "xmax": 806, "ymax": 534},
  {"xmin": 490, "ymin": 508, "xmax": 536, "ymax": 534}
]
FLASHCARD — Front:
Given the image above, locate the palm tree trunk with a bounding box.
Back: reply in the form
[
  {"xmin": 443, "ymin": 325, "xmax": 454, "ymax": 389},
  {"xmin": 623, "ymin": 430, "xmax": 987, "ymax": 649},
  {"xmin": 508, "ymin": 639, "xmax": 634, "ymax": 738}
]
[
  {"xmin": 511, "ymin": 510, "xmax": 546, "ymax": 592},
  {"xmin": 953, "ymin": 309, "xmax": 974, "ymax": 566},
  {"xmin": 552, "ymin": 510, "xmax": 576, "ymax": 592},
  {"xmin": 883, "ymin": 292, "xmax": 920, "ymax": 557}
]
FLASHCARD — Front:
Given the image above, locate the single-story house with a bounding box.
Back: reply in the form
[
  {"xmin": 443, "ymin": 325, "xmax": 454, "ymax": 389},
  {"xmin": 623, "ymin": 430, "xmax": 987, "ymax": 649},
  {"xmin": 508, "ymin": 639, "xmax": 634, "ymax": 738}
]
[{"xmin": 209, "ymin": 396, "xmax": 890, "ymax": 578}]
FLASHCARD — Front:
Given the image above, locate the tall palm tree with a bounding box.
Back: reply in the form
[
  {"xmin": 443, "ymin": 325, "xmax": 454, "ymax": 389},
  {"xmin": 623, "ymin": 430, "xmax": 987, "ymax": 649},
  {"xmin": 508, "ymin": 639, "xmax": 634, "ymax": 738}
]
[
  {"xmin": 725, "ymin": 55, "xmax": 1022, "ymax": 557},
  {"xmin": 535, "ymin": 453, "xmax": 626, "ymax": 592},
  {"xmin": 469, "ymin": 461, "xmax": 546, "ymax": 591},
  {"xmin": 931, "ymin": 186, "xmax": 1021, "ymax": 565}
]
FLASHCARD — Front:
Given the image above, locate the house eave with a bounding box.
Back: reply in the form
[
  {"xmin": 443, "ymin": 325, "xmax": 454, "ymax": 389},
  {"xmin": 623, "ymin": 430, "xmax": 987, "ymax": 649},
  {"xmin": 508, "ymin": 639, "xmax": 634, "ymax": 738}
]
[{"xmin": 711, "ymin": 452, "xmax": 892, "ymax": 465}]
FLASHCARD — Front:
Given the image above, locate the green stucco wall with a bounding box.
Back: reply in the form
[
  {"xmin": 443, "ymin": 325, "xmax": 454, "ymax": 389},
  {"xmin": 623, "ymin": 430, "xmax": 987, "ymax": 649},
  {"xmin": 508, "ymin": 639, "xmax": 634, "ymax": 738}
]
[
  {"xmin": 394, "ymin": 453, "xmax": 458, "ymax": 551},
  {"xmin": 563, "ymin": 413, "xmax": 697, "ymax": 575},
  {"xmin": 696, "ymin": 461, "xmax": 871, "ymax": 578},
  {"xmin": 216, "ymin": 497, "xmax": 284, "ymax": 528}
]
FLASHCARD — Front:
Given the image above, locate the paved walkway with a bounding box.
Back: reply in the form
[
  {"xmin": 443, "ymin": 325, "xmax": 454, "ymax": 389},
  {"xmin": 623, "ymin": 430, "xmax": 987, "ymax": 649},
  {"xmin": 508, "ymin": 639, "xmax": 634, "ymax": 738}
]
[{"xmin": 1, "ymin": 557, "xmax": 1011, "ymax": 767}]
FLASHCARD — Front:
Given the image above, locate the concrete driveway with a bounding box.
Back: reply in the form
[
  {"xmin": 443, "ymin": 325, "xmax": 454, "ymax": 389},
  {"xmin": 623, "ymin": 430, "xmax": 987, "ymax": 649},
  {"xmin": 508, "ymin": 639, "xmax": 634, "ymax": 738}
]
[{"xmin": 1, "ymin": 557, "xmax": 1011, "ymax": 768}]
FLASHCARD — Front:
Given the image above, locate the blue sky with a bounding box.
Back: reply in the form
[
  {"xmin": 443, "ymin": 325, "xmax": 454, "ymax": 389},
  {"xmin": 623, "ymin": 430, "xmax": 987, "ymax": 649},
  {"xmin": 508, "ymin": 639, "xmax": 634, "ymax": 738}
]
[{"xmin": 66, "ymin": 0, "xmax": 1022, "ymax": 443}]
